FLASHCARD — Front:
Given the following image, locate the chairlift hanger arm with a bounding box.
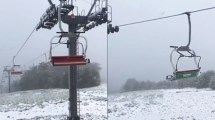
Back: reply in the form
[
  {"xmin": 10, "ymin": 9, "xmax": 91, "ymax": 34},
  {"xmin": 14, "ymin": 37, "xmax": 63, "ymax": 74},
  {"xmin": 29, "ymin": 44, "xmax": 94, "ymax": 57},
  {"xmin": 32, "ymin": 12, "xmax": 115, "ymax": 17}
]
[
  {"xmin": 78, "ymin": 42, "xmax": 85, "ymax": 55},
  {"xmin": 78, "ymin": 36, "xmax": 88, "ymax": 55},
  {"xmin": 184, "ymin": 12, "xmax": 191, "ymax": 47},
  {"xmin": 87, "ymin": 0, "xmax": 98, "ymax": 16},
  {"xmin": 58, "ymin": 0, "xmax": 67, "ymax": 32},
  {"xmin": 48, "ymin": 0, "xmax": 54, "ymax": 6},
  {"xmin": 12, "ymin": 56, "xmax": 15, "ymax": 66},
  {"xmin": 50, "ymin": 36, "xmax": 62, "ymax": 59}
]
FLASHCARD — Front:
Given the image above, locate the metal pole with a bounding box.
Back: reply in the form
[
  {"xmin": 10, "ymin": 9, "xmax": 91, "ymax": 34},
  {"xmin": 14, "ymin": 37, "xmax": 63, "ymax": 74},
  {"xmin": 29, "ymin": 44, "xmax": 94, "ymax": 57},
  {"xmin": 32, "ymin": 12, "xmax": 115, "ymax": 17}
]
[
  {"xmin": 8, "ymin": 71, "xmax": 11, "ymax": 93},
  {"xmin": 44, "ymin": 53, "xmax": 47, "ymax": 63},
  {"xmin": 68, "ymin": 25, "xmax": 79, "ymax": 120}
]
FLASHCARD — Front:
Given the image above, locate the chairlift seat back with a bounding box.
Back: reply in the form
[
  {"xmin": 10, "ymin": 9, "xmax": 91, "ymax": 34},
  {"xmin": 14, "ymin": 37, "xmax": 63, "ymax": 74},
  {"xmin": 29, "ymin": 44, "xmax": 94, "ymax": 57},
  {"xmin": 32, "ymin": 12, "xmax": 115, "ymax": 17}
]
[
  {"xmin": 11, "ymin": 71, "xmax": 23, "ymax": 75},
  {"xmin": 51, "ymin": 55, "xmax": 87, "ymax": 66},
  {"xmin": 175, "ymin": 69, "xmax": 199, "ymax": 79}
]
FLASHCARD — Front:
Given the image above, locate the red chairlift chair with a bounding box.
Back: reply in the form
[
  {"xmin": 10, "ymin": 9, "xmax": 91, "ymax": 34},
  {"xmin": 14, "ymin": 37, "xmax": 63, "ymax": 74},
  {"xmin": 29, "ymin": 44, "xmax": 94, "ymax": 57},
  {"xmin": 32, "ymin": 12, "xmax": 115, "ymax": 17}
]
[
  {"xmin": 11, "ymin": 65, "xmax": 23, "ymax": 75},
  {"xmin": 11, "ymin": 57, "xmax": 23, "ymax": 75},
  {"xmin": 49, "ymin": 36, "xmax": 90, "ymax": 66}
]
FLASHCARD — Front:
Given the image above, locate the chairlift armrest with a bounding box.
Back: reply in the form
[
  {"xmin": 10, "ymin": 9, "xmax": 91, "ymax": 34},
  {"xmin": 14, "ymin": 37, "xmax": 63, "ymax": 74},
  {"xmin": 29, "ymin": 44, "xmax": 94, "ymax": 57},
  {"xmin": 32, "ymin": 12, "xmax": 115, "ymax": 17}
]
[{"xmin": 170, "ymin": 46, "xmax": 178, "ymax": 49}]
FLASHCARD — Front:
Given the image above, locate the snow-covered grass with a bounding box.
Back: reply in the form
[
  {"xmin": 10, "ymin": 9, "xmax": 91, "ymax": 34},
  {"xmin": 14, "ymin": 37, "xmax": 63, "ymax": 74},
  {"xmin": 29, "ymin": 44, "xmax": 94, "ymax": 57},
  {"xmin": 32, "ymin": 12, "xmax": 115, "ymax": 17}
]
[
  {"xmin": 1, "ymin": 85, "xmax": 215, "ymax": 120},
  {"xmin": 108, "ymin": 88, "xmax": 215, "ymax": 120},
  {"xmin": 0, "ymin": 84, "xmax": 107, "ymax": 120}
]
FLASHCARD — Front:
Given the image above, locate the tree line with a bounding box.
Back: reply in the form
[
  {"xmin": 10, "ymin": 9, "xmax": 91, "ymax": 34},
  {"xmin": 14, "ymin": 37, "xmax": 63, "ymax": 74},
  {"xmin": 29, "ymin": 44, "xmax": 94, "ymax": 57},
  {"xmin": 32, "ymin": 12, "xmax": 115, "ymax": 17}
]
[
  {"xmin": 122, "ymin": 70, "xmax": 215, "ymax": 92},
  {"xmin": 11, "ymin": 62, "xmax": 101, "ymax": 92}
]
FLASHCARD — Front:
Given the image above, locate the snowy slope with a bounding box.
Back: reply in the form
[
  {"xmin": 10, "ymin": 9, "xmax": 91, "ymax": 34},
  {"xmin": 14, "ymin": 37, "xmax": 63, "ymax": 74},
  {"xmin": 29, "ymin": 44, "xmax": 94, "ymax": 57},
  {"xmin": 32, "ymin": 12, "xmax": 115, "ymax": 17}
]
[
  {"xmin": 108, "ymin": 88, "xmax": 215, "ymax": 120},
  {"xmin": 0, "ymin": 84, "xmax": 107, "ymax": 120},
  {"xmin": 1, "ymin": 85, "xmax": 215, "ymax": 120}
]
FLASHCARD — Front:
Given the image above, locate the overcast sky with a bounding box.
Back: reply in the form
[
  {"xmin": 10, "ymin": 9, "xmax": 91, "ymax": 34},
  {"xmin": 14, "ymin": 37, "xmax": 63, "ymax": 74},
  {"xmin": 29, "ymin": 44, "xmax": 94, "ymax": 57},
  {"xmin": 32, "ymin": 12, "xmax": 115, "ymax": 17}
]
[
  {"xmin": 1, "ymin": 0, "xmax": 215, "ymax": 93},
  {"xmin": 0, "ymin": 0, "xmax": 107, "ymax": 86},
  {"xmin": 108, "ymin": 0, "xmax": 215, "ymax": 92}
]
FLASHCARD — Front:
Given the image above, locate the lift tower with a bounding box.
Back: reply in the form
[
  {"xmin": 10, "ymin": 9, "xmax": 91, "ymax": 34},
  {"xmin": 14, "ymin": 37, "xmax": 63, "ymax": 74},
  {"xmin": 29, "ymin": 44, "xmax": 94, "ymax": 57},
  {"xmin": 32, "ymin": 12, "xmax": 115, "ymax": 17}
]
[
  {"xmin": 3, "ymin": 66, "xmax": 11, "ymax": 93},
  {"xmin": 36, "ymin": 0, "xmax": 108, "ymax": 119}
]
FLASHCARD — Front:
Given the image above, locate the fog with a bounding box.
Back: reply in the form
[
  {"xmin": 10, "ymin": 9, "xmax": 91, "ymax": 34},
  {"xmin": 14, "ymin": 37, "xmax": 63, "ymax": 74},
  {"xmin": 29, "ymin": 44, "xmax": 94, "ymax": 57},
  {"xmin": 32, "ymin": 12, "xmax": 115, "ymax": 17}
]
[
  {"xmin": 108, "ymin": 0, "xmax": 215, "ymax": 93},
  {"xmin": 1, "ymin": 0, "xmax": 215, "ymax": 94},
  {"xmin": 0, "ymin": 0, "xmax": 107, "ymax": 87}
]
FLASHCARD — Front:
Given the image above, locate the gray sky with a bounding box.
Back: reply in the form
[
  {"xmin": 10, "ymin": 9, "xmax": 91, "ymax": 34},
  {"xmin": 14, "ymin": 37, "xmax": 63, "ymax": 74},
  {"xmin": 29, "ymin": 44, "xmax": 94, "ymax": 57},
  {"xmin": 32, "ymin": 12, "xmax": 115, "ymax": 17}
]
[
  {"xmin": 108, "ymin": 0, "xmax": 215, "ymax": 92},
  {"xmin": 1, "ymin": 0, "xmax": 215, "ymax": 93},
  {"xmin": 0, "ymin": 0, "xmax": 107, "ymax": 83}
]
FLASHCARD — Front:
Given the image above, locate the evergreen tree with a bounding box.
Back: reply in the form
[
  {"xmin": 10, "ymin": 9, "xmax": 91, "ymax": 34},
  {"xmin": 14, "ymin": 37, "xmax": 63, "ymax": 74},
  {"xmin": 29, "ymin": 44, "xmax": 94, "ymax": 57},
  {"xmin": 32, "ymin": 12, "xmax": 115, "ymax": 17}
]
[
  {"xmin": 196, "ymin": 70, "xmax": 215, "ymax": 88},
  {"xmin": 209, "ymin": 76, "xmax": 215, "ymax": 90},
  {"xmin": 18, "ymin": 62, "xmax": 101, "ymax": 91}
]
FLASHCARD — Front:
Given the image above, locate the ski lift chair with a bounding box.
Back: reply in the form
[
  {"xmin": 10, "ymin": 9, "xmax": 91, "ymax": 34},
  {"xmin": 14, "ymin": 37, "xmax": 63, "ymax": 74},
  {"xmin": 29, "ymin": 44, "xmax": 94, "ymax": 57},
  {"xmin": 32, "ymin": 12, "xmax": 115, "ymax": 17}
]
[
  {"xmin": 11, "ymin": 65, "xmax": 23, "ymax": 75},
  {"xmin": 50, "ymin": 36, "xmax": 90, "ymax": 66},
  {"xmin": 10, "ymin": 57, "xmax": 23, "ymax": 75},
  {"xmin": 166, "ymin": 46, "xmax": 201, "ymax": 81},
  {"xmin": 166, "ymin": 12, "xmax": 202, "ymax": 81}
]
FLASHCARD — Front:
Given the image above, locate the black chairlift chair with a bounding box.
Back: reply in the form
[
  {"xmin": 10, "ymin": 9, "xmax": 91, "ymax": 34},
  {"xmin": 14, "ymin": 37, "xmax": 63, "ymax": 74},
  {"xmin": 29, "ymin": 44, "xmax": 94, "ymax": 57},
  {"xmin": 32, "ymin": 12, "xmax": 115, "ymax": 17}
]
[
  {"xmin": 49, "ymin": 36, "xmax": 90, "ymax": 66},
  {"xmin": 166, "ymin": 12, "xmax": 201, "ymax": 81}
]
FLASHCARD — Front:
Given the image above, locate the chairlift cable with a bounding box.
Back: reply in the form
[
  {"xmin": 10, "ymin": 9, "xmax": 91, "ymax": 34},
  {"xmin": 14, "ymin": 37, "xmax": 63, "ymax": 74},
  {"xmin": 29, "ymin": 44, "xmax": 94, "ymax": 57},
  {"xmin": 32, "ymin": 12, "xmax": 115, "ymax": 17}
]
[
  {"xmin": 117, "ymin": 6, "xmax": 215, "ymax": 27},
  {"xmin": 14, "ymin": 26, "xmax": 37, "ymax": 58},
  {"xmin": 24, "ymin": 38, "xmax": 68, "ymax": 67},
  {"xmin": 24, "ymin": 53, "xmax": 46, "ymax": 66},
  {"xmin": 189, "ymin": 6, "xmax": 215, "ymax": 14},
  {"xmin": 6, "ymin": 25, "xmax": 37, "ymax": 67},
  {"xmin": 118, "ymin": 13, "xmax": 183, "ymax": 27}
]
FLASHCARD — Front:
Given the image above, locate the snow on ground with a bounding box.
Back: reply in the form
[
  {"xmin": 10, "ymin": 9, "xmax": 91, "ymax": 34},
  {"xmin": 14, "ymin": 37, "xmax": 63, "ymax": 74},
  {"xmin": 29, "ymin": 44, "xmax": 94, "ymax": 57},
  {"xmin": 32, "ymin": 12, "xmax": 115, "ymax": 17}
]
[
  {"xmin": 1, "ymin": 85, "xmax": 215, "ymax": 120},
  {"xmin": 0, "ymin": 84, "xmax": 107, "ymax": 120},
  {"xmin": 108, "ymin": 88, "xmax": 215, "ymax": 120}
]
